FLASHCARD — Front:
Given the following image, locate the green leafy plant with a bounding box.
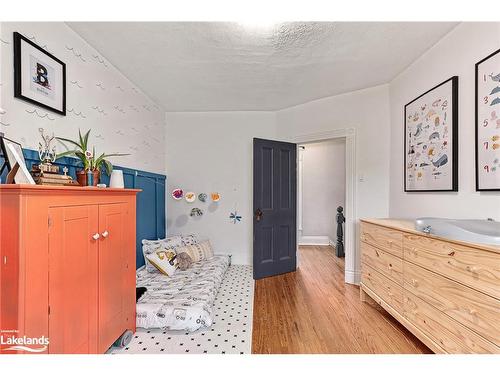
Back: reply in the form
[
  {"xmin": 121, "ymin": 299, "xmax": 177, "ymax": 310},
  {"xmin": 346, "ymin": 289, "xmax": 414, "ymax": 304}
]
[
  {"xmin": 56, "ymin": 128, "xmax": 91, "ymax": 168},
  {"xmin": 56, "ymin": 129, "xmax": 129, "ymax": 175}
]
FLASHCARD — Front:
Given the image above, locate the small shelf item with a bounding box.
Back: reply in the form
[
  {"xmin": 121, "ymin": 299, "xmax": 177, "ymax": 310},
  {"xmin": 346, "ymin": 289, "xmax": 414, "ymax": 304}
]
[
  {"xmin": 198, "ymin": 193, "xmax": 207, "ymax": 202},
  {"xmin": 185, "ymin": 192, "xmax": 196, "ymax": 203},
  {"xmin": 211, "ymin": 192, "xmax": 221, "ymax": 202},
  {"xmin": 1, "ymin": 138, "xmax": 36, "ymax": 185},
  {"xmin": 172, "ymin": 188, "xmax": 183, "ymax": 200}
]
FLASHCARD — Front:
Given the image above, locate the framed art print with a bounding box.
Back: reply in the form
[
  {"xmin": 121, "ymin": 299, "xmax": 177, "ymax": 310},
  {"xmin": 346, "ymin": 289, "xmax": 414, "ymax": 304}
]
[
  {"xmin": 404, "ymin": 76, "xmax": 458, "ymax": 192},
  {"xmin": 13, "ymin": 32, "xmax": 66, "ymax": 115},
  {"xmin": 0, "ymin": 136, "xmax": 35, "ymax": 184},
  {"xmin": 475, "ymin": 48, "xmax": 500, "ymax": 191}
]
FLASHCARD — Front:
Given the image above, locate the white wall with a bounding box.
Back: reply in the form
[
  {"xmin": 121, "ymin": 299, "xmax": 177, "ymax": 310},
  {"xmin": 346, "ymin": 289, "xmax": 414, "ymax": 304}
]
[
  {"xmin": 165, "ymin": 111, "xmax": 277, "ymax": 265},
  {"xmin": 300, "ymin": 139, "xmax": 345, "ymax": 243},
  {"xmin": 0, "ymin": 22, "xmax": 165, "ymax": 173},
  {"xmin": 276, "ymin": 84, "xmax": 391, "ymax": 281},
  {"xmin": 389, "ymin": 22, "xmax": 500, "ymax": 220}
]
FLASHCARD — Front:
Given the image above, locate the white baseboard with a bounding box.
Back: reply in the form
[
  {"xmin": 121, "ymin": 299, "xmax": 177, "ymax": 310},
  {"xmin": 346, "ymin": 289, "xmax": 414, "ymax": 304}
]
[
  {"xmin": 345, "ymin": 269, "xmax": 361, "ymax": 285},
  {"xmin": 299, "ymin": 235, "xmax": 331, "ymax": 246}
]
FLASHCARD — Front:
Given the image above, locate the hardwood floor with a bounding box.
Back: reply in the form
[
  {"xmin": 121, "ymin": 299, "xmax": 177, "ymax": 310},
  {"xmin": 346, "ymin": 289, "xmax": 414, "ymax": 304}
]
[{"xmin": 252, "ymin": 245, "xmax": 432, "ymax": 354}]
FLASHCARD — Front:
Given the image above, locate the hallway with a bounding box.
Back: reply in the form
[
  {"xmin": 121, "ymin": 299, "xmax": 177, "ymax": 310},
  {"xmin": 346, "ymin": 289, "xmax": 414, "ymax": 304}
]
[{"xmin": 252, "ymin": 245, "xmax": 431, "ymax": 354}]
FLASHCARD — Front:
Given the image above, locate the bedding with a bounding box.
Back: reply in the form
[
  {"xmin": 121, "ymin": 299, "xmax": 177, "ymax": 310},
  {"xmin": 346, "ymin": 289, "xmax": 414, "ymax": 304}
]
[
  {"xmin": 136, "ymin": 255, "xmax": 229, "ymax": 331},
  {"xmin": 146, "ymin": 248, "xmax": 178, "ymax": 276},
  {"xmin": 142, "ymin": 236, "xmax": 182, "ymax": 273},
  {"xmin": 176, "ymin": 240, "xmax": 214, "ymax": 263}
]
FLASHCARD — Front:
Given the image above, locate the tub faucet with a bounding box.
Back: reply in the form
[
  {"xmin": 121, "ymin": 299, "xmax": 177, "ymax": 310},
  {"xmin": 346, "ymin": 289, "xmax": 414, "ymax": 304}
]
[{"xmin": 422, "ymin": 225, "xmax": 432, "ymax": 234}]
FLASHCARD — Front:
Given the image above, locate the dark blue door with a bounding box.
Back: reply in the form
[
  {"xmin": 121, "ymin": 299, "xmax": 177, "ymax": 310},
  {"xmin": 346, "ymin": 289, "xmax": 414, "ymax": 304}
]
[{"xmin": 253, "ymin": 138, "xmax": 297, "ymax": 280}]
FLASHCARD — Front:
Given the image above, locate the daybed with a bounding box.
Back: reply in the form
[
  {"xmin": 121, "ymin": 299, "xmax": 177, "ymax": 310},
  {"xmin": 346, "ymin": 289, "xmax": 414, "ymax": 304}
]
[{"xmin": 136, "ymin": 254, "xmax": 230, "ymax": 331}]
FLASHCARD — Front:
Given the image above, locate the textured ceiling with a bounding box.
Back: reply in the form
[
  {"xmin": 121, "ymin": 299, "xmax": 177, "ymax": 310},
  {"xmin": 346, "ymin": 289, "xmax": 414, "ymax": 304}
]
[{"xmin": 68, "ymin": 22, "xmax": 457, "ymax": 111}]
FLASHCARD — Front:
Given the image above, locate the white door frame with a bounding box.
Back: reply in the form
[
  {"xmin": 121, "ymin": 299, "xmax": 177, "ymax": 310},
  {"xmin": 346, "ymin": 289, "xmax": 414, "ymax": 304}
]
[{"xmin": 290, "ymin": 129, "xmax": 358, "ymax": 285}]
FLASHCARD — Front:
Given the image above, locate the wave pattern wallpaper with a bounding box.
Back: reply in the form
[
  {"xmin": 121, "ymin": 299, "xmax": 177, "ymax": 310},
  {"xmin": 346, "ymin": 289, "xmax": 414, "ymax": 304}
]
[{"xmin": 0, "ymin": 22, "xmax": 166, "ymax": 174}]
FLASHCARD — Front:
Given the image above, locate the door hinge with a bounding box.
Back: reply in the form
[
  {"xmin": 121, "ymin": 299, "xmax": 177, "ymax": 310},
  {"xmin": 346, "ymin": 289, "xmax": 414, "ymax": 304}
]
[
  {"xmin": 48, "ymin": 216, "xmax": 52, "ymax": 228},
  {"xmin": 48, "ymin": 305, "xmax": 51, "ymax": 315}
]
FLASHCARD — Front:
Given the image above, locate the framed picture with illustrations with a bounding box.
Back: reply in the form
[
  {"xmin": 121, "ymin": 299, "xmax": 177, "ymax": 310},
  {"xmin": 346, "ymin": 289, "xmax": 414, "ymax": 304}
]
[
  {"xmin": 476, "ymin": 48, "xmax": 500, "ymax": 191},
  {"xmin": 13, "ymin": 31, "xmax": 66, "ymax": 115},
  {"xmin": 404, "ymin": 76, "xmax": 458, "ymax": 192}
]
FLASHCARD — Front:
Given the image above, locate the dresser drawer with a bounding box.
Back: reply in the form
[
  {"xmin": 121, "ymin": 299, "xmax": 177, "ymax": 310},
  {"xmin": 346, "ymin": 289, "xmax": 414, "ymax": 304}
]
[
  {"xmin": 404, "ymin": 290, "xmax": 498, "ymax": 353},
  {"xmin": 361, "ymin": 264, "xmax": 403, "ymax": 311},
  {"xmin": 404, "ymin": 261, "xmax": 500, "ymax": 346},
  {"xmin": 361, "ymin": 223, "xmax": 403, "ymax": 257},
  {"xmin": 361, "ymin": 242, "xmax": 403, "ymax": 285},
  {"xmin": 403, "ymin": 234, "xmax": 500, "ymax": 299}
]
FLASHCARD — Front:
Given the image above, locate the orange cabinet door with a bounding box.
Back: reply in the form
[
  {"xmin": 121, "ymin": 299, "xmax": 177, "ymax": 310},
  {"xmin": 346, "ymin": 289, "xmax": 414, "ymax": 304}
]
[
  {"xmin": 48, "ymin": 205, "xmax": 99, "ymax": 354},
  {"xmin": 97, "ymin": 203, "xmax": 128, "ymax": 353}
]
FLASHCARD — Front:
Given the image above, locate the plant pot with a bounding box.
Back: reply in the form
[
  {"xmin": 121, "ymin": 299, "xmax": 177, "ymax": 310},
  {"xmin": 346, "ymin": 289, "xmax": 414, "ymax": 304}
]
[
  {"xmin": 76, "ymin": 170, "xmax": 87, "ymax": 186},
  {"xmin": 91, "ymin": 170, "xmax": 100, "ymax": 186},
  {"xmin": 76, "ymin": 170, "xmax": 100, "ymax": 186}
]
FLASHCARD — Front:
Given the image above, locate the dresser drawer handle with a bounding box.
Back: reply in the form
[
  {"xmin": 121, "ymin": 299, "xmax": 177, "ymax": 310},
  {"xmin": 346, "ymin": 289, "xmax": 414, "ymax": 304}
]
[
  {"xmin": 468, "ymin": 308, "xmax": 477, "ymax": 316},
  {"xmin": 466, "ymin": 265, "xmax": 478, "ymax": 274},
  {"xmin": 92, "ymin": 233, "xmax": 100, "ymax": 240}
]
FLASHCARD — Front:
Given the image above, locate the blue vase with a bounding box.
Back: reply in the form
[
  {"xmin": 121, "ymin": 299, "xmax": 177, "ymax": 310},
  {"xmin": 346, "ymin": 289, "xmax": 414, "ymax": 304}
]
[{"xmin": 87, "ymin": 170, "xmax": 93, "ymax": 186}]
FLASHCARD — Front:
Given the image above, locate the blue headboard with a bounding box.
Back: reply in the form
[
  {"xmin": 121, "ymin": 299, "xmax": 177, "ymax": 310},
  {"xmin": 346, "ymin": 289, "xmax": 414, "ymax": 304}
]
[{"xmin": 0, "ymin": 148, "xmax": 166, "ymax": 269}]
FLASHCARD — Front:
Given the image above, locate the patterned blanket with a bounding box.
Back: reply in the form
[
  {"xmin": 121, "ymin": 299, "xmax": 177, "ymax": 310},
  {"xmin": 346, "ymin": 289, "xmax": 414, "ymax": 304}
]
[{"xmin": 136, "ymin": 255, "xmax": 230, "ymax": 331}]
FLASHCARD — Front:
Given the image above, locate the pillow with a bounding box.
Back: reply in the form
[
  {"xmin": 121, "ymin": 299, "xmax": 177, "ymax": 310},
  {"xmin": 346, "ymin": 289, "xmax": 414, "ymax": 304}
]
[
  {"xmin": 142, "ymin": 236, "xmax": 182, "ymax": 273},
  {"xmin": 180, "ymin": 234, "xmax": 199, "ymax": 246},
  {"xmin": 145, "ymin": 249, "xmax": 178, "ymax": 276},
  {"xmin": 176, "ymin": 240, "xmax": 214, "ymax": 263},
  {"xmin": 176, "ymin": 252, "xmax": 193, "ymax": 271}
]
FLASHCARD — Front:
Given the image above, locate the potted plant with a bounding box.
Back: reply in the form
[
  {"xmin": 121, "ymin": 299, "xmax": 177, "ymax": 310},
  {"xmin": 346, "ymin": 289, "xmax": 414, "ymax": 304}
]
[{"xmin": 56, "ymin": 129, "xmax": 128, "ymax": 186}]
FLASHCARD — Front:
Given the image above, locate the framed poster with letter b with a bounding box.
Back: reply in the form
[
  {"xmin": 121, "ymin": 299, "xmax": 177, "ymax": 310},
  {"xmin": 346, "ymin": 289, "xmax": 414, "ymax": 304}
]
[{"xmin": 13, "ymin": 31, "xmax": 66, "ymax": 115}]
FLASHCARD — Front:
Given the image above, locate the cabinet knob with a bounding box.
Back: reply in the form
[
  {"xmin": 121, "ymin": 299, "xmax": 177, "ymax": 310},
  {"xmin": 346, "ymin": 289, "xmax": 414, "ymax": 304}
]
[
  {"xmin": 466, "ymin": 265, "xmax": 478, "ymax": 274},
  {"xmin": 92, "ymin": 233, "xmax": 100, "ymax": 240},
  {"xmin": 102, "ymin": 230, "xmax": 109, "ymax": 238}
]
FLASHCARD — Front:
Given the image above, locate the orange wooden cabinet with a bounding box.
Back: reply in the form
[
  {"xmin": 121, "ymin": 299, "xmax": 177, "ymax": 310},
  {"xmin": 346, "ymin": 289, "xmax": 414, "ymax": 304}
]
[{"xmin": 0, "ymin": 185, "xmax": 139, "ymax": 354}]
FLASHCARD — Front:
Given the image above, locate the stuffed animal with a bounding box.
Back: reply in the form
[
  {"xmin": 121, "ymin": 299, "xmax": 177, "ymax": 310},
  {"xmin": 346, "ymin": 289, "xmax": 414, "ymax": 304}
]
[{"xmin": 176, "ymin": 252, "xmax": 193, "ymax": 271}]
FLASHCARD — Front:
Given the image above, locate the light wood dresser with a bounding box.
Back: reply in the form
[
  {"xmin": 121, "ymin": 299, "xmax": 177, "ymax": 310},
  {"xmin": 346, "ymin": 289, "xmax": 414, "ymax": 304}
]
[{"xmin": 360, "ymin": 218, "xmax": 500, "ymax": 354}]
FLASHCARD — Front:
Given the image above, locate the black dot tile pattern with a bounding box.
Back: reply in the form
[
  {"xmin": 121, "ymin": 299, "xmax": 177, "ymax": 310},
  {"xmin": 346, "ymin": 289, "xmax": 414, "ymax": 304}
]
[{"xmin": 110, "ymin": 265, "xmax": 254, "ymax": 354}]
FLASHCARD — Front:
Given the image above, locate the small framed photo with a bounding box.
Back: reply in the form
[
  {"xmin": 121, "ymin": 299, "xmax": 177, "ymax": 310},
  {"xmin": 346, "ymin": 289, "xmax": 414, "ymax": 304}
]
[
  {"xmin": 0, "ymin": 136, "xmax": 35, "ymax": 184},
  {"xmin": 13, "ymin": 31, "xmax": 66, "ymax": 115},
  {"xmin": 404, "ymin": 76, "xmax": 459, "ymax": 192},
  {"xmin": 475, "ymin": 48, "xmax": 500, "ymax": 191}
]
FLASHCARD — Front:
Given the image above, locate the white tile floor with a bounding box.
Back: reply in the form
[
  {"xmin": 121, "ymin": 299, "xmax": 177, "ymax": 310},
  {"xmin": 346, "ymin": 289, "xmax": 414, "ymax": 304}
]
[{"xmin": 110, "ymin": 265, "xmax": 254, "ymax": 354}]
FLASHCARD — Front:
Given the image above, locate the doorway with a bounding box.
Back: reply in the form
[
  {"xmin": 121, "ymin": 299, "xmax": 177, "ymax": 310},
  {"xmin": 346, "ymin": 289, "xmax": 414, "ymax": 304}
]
[
  {"xmin": 298, "ymin": 138, "xmax": 346, "ymax": 275},
  {"xmin": 252, "ymin": 129, "xmax": 357, "ymax": 284},
  {"xmin": 298, "ymin": 139, "xmax": 346, "ymax": 247},
  {"xmin": 292, "ymin": 129, "xmax": 357, "ymax": 285}
]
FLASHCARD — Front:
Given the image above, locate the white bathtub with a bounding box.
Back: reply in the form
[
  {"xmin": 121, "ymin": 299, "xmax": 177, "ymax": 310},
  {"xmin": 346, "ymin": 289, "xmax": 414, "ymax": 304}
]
[{"xmin": 415, "ymin": 217, "xmax": 500, "ymax": 246}]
